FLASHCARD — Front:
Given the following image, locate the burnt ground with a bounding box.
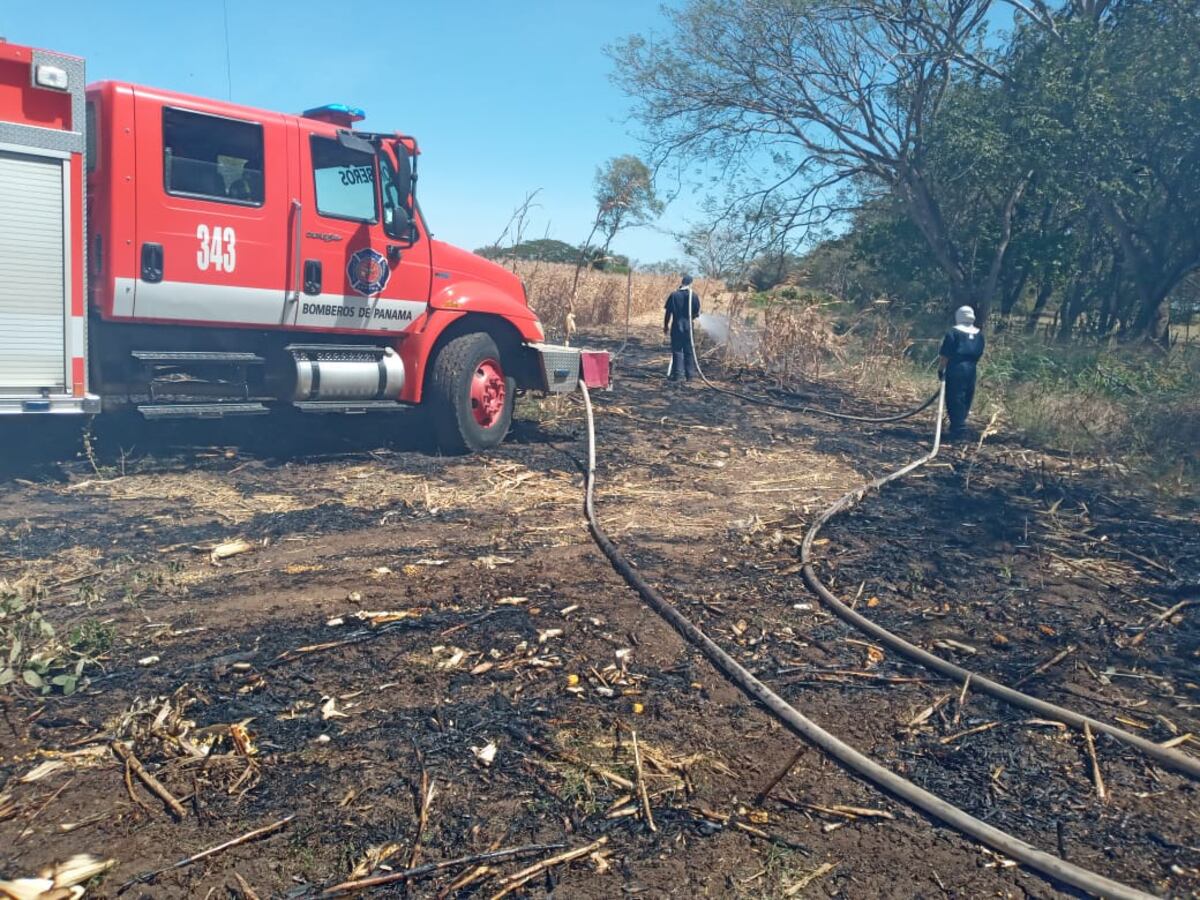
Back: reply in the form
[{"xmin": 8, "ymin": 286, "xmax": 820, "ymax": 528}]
[{"xmin": 0, "ymin": 329, "xmax": 1197, "ymax": 899}]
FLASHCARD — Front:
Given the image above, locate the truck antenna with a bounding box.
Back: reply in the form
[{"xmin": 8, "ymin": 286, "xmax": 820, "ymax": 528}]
[{"xmin": 221, "ymin": 0, "xmax": 233, "ymax": 99}]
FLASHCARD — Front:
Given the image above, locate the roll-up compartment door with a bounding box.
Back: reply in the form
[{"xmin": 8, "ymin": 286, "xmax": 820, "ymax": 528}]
[{"xmin": 0, "ymin": 150, "xmax": 67, "ymax": 392}]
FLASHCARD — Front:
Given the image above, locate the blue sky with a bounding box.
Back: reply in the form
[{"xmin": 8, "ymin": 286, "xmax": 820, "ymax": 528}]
[{"xmin": 1, "ymin": 1, "xmax": 693, "ymax": 264}]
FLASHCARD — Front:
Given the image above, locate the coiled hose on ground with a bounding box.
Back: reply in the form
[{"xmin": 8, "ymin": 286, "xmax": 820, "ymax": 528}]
[
  {"xmin": 577, "ymin": 381, "xmax": 1158, "ymax": 899},
  {"xmin": 681, "ymin": 308, "xmax": 1200, "ymax": 779},
  {"xmin": 799, "ymin": 458, "xmax": 1200, "ymax": 780}
]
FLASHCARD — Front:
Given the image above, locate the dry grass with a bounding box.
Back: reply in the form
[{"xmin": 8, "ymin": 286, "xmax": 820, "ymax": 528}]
[
  {"xmin": 1003, "ymin": 385, "xmax": 1132, "ymax": 453},
  {"xmin": 507, "ymin": 261, "xmax": 720, "ymax": 336},
  {"xmin": 61, "ymin": 473, "xmax": 305, "ymax": 524},
  {"xmin": 846, "ymin": 313, "xmax": 920, "ymax": 392},
  {"xmin": 708, "ymin": 291, "xmax": 847, "ymax": 387},
  {"xmin": 1002, "ymin": 381, "xmax": 1200, "ymax": 488},
  {"xmin": 332, "ymin": 460, "xmax": 580, "ymax": 516},
  {"xmin": 55, "ymin": 459, "xmax": 583, "ymax": 526},
  {"xmin": 756, "ymin": 301, "xmax": 845, "ymax": 384}
]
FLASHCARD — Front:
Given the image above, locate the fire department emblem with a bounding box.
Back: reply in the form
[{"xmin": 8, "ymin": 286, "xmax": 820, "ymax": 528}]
[{"xmin": 347, "ymin": 248, "xmax": 391, "ymax": 297}]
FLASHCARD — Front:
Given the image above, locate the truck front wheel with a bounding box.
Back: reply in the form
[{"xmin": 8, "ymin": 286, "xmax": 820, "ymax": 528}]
[{"xmin": 427, "ymin": 332, "xmax": 516, "ymax": 453}]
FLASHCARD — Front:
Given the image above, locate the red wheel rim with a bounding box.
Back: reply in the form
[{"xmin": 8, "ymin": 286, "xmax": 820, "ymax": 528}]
[{"xmin": 470, "ymin": 358, "xmax": 506, "ymax": 428}]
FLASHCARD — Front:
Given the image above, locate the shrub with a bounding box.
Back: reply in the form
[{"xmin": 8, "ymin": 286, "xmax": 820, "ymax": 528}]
[
  {"xmin": 1, "ymin": 580, "xmax": 105, "ymax": 695},
  {"xmin": 977, "ymin": 336, "xmax": 1200, "ymax": 487},
  {"xmin": 757, "ymin": 300, "xmax": 844, "ymax": 383}
]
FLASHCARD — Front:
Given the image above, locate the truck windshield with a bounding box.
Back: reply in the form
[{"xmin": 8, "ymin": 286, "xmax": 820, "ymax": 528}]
[{"xmin": 311, "ymin": 136, "xmax": 378, "ymax": 223}]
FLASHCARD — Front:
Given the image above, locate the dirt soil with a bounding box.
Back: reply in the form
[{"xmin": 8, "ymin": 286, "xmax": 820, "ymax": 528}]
[{"xmin": 1, "ymin": 329, "xmax": 1197, "ymax": 899}]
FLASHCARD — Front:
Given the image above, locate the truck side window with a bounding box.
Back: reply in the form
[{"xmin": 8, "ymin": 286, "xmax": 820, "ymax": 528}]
[
  {"xmin": 311, "ymin": 136, "xmax": 378, "ymax": 223},
  {"xmin": 163, "ymin": 107, "xmax": 264, "ymax": 205}
]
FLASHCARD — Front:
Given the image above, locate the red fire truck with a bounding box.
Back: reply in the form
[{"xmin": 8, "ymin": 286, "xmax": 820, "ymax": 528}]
[{"xmin": 0, "ymin": 40, "xmax": 606, "ymax": 452}]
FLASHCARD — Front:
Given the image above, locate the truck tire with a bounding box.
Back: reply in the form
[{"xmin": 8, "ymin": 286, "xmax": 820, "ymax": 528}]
[{"xmin": 427, "ymin": 332, "xmax": 516, "ymax": 453}]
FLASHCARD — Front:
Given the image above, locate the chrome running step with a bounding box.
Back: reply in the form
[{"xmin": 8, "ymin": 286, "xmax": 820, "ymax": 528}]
[
  {"xmin": 138, "ymin": 402, "xmax": 270, "ymax": 420},
  {"xmin": 130, "ymin": 350, "xmax": 264, "ymax": 364},
  {"xmin": 293, "ymin": 400, "xmax": 407, "ymax": 415}
]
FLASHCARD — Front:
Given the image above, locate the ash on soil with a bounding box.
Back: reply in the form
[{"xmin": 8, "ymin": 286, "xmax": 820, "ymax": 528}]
[{"xmin": 0, "ymin": 330, "xmax": 1196, "ymax": 899}]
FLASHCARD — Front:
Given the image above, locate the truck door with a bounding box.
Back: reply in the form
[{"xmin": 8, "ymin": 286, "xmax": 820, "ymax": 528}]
[
  {"xmin": 292, "ymin": 127, "xmax": 430, "ymax": 333},
  {"xmin": 131, "ymin": 90, "xmax": 293, "ymax": 327}
]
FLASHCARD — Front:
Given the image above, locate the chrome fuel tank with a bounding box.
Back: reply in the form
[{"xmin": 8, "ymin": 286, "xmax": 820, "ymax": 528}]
[{"xmin": 289, "ymin": 344, "xmax": 405, "ymax": 401}]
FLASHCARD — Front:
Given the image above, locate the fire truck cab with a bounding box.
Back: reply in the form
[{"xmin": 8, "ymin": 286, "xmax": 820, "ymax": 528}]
[{"xmin": 0, "ymin": 39, "xmax": 604, "ymax": 452}]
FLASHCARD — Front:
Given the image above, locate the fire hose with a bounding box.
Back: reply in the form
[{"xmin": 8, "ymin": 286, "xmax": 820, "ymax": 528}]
[
  {"xmin": 576, "ymin": 355, "xmax": 1181, "ymax": 897},
  {"xmin": 680, "ymin": 306, "xmax": 1200, "ymax": 777},
  {"xmin": 799, "ymin": 455, "xmax": 1200, "ymax": 780}
]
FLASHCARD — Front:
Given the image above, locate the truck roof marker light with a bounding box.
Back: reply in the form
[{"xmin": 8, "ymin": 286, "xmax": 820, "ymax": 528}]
[
  {"xmin": 35, "ymin": 64, "xmax": 69, "ymax": 90},
  {"xmin": 302, "ymin": 104, "xmax": 366, "ymax": 127}
]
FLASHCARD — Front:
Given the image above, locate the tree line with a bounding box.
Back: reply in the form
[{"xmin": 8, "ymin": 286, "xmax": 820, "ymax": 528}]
[
  {"xmin": 475, "ymin": 239, "xmax": 635, "ymax": 274},
  {"xmin": 613, "ymin": 0, "xmax": 1200, "ymax": 344}
]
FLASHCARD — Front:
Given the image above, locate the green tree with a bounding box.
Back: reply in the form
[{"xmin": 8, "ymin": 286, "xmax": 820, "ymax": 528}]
[
  {"xmin": 1082, "ymin": 1, "xmax": 1200, "ymax": 342},
  {"xmin": 998, "ymin": 0, "xmax": 1200, "ymax": 342},
  {"xmin": 611, "ymin": 0, "xmax": 1037, "ymax": 323},
  {"xmin": 591, "ymin": 156, "xmax": 663, "ymax": 253},
  {"xmin": 571, "ymin": 155, "xmax": 663, "ymax": 305}
]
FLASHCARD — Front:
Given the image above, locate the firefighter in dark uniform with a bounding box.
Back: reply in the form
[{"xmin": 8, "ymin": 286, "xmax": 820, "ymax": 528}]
[
  {"xmin": 664, "ymin": 275, "xmax": 701, "ymax": 382},
  {"xmin": 938, "ymin": 306, "xmax": 985, "ymax": 441}
]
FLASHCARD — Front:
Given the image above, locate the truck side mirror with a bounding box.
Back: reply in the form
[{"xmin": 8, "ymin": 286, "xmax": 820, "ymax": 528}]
[
  {"xmin": 387, "ymin": 204, "xmax": 417, "ymax": 244},
  {"xmin": 393, "ymin": 147, "xmax": 412, "ymax": 204},
  {"xmin": 381, "ymin": 144, "xmax": 417, "ymax": 244}
]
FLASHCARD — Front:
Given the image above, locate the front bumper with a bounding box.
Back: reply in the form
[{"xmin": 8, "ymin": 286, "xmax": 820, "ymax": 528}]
[{"xmin": 526, "ymin": 343, "xmax": 611, "ymax": 393}]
